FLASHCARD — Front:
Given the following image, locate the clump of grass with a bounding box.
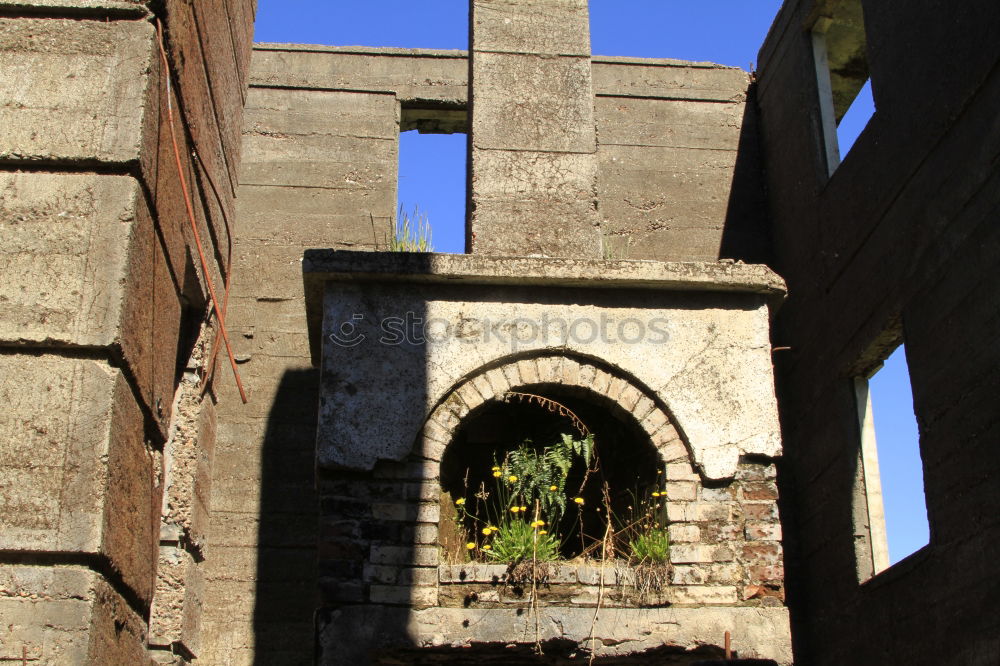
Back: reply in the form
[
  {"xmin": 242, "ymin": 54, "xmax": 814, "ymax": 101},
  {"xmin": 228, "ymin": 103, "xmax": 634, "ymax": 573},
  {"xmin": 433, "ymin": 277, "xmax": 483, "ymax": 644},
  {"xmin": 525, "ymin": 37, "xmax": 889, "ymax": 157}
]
[
  {"xmin": 388, "ymin": 205, "xmax": 433, "ymax": 252},
  {"xmin": 600, "ymin": 226, "xmax": 631, "ymax": 260},
  {"xmin": 629, "ymin": 527, "xmax": 670, "ymax": 563},
  {"xmin": 485, "ymin": 519, "xmax": 559, "ymax": 563}
]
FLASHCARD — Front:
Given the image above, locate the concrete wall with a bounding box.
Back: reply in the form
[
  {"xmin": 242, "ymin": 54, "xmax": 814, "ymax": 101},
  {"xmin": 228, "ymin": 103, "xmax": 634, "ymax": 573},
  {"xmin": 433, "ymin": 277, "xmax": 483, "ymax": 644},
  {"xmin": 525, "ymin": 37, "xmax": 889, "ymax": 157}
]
[
  {"xmin": 203, "ymin": 22, "xmax": 773, "ymax": 662},
  {"xmin": 0, "ymin": 1, "xmax": 255, "ymax": 663},
  {"xmin": 756, "ymin": 0, "xmax": 1000, "ymax": 663},
  {"xmin": 469, "ymin": 0, "xmax": 601, "ymax": 257},
  {"xmin": 197, "ymin": 51, "xmax": 400, "ymax": 666},
  {"xmin": 242, "ymin": 44, "xmax": 769, "ymax": 263},
  {"xmin": 593, "ymin": 57, "xmax": 770, "ymax": 262}
]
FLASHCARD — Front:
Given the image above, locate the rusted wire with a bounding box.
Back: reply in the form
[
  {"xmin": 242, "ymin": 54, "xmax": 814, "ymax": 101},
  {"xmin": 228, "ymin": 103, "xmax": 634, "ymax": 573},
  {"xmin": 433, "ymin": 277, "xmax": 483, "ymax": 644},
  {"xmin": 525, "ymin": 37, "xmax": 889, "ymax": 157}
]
[
  {"xmin": 191, "ymin": 149, "xmax": 234, "ymax": 397},
  {"xmin": 502, "ymin": 390, "xmax": 590, "ymax": 436},
  {"xmin": 155, "ymin": 18, "xmax": 247, "ymax": 403}
]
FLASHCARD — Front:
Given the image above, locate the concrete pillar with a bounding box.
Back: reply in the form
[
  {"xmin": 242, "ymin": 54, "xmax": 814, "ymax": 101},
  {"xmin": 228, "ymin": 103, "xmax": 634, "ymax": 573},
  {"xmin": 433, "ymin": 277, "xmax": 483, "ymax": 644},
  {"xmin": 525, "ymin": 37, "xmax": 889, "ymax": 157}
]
[{"xmin": 469, "ymin": 0, "xmax": 600, "ymax": 258}]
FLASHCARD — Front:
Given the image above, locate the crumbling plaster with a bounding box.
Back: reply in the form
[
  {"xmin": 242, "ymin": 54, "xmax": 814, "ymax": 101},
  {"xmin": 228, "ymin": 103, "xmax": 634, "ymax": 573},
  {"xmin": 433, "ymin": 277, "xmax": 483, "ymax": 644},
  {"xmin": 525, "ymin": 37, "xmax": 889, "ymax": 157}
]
[{"xmin": 306, "ymin": 252, "xmax": 785, "ymax": 480}]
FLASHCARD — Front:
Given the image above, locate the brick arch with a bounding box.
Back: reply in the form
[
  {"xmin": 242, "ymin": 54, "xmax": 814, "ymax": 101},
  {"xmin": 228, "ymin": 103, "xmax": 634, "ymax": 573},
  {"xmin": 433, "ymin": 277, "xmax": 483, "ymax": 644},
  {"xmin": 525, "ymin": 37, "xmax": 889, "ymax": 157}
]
[{"xmin": 416, "ymin": 352, "xmax": 690, "ymax": 469}]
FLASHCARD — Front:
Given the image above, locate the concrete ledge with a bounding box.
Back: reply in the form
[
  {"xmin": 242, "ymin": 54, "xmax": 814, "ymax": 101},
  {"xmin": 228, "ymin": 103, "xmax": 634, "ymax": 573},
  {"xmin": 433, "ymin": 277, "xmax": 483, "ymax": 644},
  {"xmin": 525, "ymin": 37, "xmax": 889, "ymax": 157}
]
[
  {"xmin": 317, "ymin": 604, "xmax": 792, "ymax": 664},
  {"xmin": 303, "ymin": 250, "xmax": 786, "ymax": 363},
  {"xmin": 0, "ymin": 0, "xmax": 149, "ymax": 15},
  {"xmin": 0, "ymin": 564, "xmax": 147, "ymax": 665}
]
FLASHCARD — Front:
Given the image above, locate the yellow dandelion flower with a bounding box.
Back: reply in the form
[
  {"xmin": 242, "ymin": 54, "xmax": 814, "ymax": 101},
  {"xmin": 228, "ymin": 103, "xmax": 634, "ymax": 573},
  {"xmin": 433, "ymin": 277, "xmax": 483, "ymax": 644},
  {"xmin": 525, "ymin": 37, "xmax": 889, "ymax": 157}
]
[
  {"xmin": 455, "ymin": 498, "xmax": 466, "ymax": 505},
  {"xmin": 510, "ymin": 506, "xmax": 519, "ymax": 513},
  {"xmin": 490, "ymin": 526, "xmax": 499, "ymax": 533},
  {"xmin": 492, "ymin": 471, "xmax": 502, "ymax": 478},
  {"xmin": 481, "ymin": 527, "xmax": 492, "ymax": 536},
  {"xmin": 465, "ymin": 542, "xmax": 476, "ymax": 550},
  {"xmin": 508, "ymin": 475, "xmax": 518, "ymax": 483},
  {"xmin": 549, "ymin": 485, "xmax": 558, "ymax": 491},
  {"xmin": 651, "ymin": 492, "xmax": 660, "ymax": 498},
  {"xmin": 520, "ymin": 506, "xmax": 528, "ymax": 512},
  {"xmin": 492, "ymin": 465, "xmax": 501, "ymax": 471},
  {"xmin": 482, "ymin": 544, "xmax": 492, "ymax": 551},
  {"xmin": 538, "ymin": 530, "xmax": 548, "ymax": 535},
  {"xmin": 573, "ymin": 497, "xmax": 584, "ymax": 505}
]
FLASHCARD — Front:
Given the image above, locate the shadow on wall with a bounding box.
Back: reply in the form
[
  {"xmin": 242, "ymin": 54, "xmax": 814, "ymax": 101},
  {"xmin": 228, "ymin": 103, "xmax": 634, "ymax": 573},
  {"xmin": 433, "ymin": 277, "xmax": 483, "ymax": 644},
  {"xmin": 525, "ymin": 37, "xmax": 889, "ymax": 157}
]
[
  {"xmin": 253, "ymin": 368, "xmax": 321, "ymax": 663},
  {"xmin": 306, "ymin": 262, "xmax": 432, "ymax": 664},
  {"xmin": 720, "ymin": 83, "xmax": 772, "ymax": 265}
]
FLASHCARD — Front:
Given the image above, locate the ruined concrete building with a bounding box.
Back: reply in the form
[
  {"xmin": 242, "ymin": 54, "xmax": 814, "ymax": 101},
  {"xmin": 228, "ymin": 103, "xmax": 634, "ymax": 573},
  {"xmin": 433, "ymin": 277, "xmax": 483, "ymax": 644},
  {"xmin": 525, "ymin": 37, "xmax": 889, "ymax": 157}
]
[{"xmin": 0, "ymin": 0, "xmax": 997, "ymax": 664}]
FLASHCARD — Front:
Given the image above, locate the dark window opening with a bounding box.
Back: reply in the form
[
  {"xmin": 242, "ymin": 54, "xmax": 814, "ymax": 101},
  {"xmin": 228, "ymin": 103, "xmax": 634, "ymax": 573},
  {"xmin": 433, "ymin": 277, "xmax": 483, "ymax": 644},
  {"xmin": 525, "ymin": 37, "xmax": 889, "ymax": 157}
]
[{"xmin": 440, "ymin": 386, "xmax": 661, "ymax": 560}]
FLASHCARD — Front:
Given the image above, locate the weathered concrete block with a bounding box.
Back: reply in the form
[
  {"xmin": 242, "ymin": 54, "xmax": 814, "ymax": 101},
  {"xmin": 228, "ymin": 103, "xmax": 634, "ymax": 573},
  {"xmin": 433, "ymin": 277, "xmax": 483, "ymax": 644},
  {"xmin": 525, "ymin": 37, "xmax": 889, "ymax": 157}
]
[
  {"xmin": 669, "ymin": 524, "xmax": 702, "ymax": 543},
  {"xmin": 666, "ymin": 462, "xmax": 699, "ymax": 481},
  {"xmin": 472, "ymin": 149, "xmax": 598, "ymax": 200},
  {"xmin": 190, "ymin": 0, "xmax": 247, "ymax": 190},
  {"xmin": 470, "ymin": 1, "xmax": 600, "ymax": 258},
  {"xmin": 369, "ymin": 546, "xmax": 439, "ymax": 567},
  {"xmin": 0, "ymin": 355, "xmax": 159, "ymax": 605},
  {"xmin": 472, "ymin": 52, "xmax": 596, "ymax": 153},
  {"xmin": 696, "ymin": 502, "xmax": 734, "ymax": 522},
  {"xmin": 745, "ymin": 522, "xmax": 783, "ymax": 541},
  {"xmin": 0, "ymin": 565, "xmax": 146, "ymax": 665},
  {"xmin": 708, "ymin": 563, "xmax": 744, "ymax": 585},
  {"xmin": 665, "ymin": 481, "xmax": 698, "ymax": 501},
  {"xmin": 591, "ymin": 58, "xmax": 749, "ymax": 102},
  {"xmin": 471, "ymin": 198, "xmax": 600, "ymax": 257},
  {"xmin": 671, "ymin": 565, "xmax": 708, "ymax": 585},
  {"xmin": 0, "ymin": 171, "xmax": 185, "ymax": 436},
  {"xmin": 318, "ymin": 605, "xmax": 793, "ymax": 664},
  {"xmin": 669, "ymin": 585, "xmax": 739, "ymax": 605},
  {"xmin": 0, "ymin": 173, "xmax": 138, "ymax": 347},
  {"xmin": 439, "ymin": 564, "xmax": 510, "ymax": 583},
  {"xmin": 249, "ymin": 45, "xmax": 469, "ymax": 104},
  {"xmin": 162, "ymin": 361, "xmax": 216, "ymax": 549},
  {"xmin": 0, "ymin": 17, "xmax": 153, "ymax": 162},
  {"xmin": 190, "ymin": 389, "xmax": 217, "ymax": 549},
  {"xmin": 0, "ymin": 0, "xmax": 150, "ymax": 12},
  {"xmin": 596, "ymin": 97, "xmax": 744, "ymax": 150},
  {"xmin": 671, "ymin": 544, "xmax": 735, "ymax": 564},
  {"xmin": 149, "ymin": 545, "xmax": 205, "ymax": 656},
  {"xmin": 658, "ymin": 439, "xmax": 689, "ymax": 463},
  {"xmin": 742, "ymin": 481, "xmax": 779, "ymax": 501},
  {"xmin": 473, "ymin": 0, "xmax": 590, "ymax": 56},
  {"xmin": 369, "ymin": 585, "xmax": 437, "ymax": 608},
  {"xmin": 742, "ymin": 502, "xmax": 779, "ymax": 522}
]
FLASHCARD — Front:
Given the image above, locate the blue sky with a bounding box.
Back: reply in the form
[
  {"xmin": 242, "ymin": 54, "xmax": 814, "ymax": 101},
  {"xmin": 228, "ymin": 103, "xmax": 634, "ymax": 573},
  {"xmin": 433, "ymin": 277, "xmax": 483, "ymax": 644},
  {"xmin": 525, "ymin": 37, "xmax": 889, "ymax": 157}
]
[
  {"xmin": 869, "ymin": 346, "xmax": 929, "ymax": 564},
  {"xmin": 252, "ymin": 2, "xmax": 917, "ymax": 567}
]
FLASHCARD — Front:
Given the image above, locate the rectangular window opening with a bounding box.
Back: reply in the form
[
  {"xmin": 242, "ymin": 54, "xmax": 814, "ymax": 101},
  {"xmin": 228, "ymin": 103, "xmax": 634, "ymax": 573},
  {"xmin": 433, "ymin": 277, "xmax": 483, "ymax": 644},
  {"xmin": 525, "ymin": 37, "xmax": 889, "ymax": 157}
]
[
  {"xmin": 397, "ymin": 107, "xmax": 468, "ymax": 254},
  {"xmin": 811, "ymin": 1, "xmax": 875, "ymax": 175},
  {"xmin": 853, "ymin": 341, "xmax": 930, "ymax": 581}
]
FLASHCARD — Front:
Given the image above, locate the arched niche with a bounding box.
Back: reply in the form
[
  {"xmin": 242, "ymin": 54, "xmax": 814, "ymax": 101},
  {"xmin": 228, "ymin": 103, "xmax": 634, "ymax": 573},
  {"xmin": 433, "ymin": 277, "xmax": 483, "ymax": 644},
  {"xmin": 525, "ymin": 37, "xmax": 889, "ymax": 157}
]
[{"xmin": 417, "ymin": 353, "xmax": 694, "ymax": 561}]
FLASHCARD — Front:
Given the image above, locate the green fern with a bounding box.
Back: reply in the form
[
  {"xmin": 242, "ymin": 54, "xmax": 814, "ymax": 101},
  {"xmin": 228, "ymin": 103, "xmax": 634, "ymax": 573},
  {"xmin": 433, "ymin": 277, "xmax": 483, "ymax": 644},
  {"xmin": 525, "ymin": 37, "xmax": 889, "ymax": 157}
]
[{"xmin": 505, "ymin": 433, "xmax": 593, "ymax": 525}]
